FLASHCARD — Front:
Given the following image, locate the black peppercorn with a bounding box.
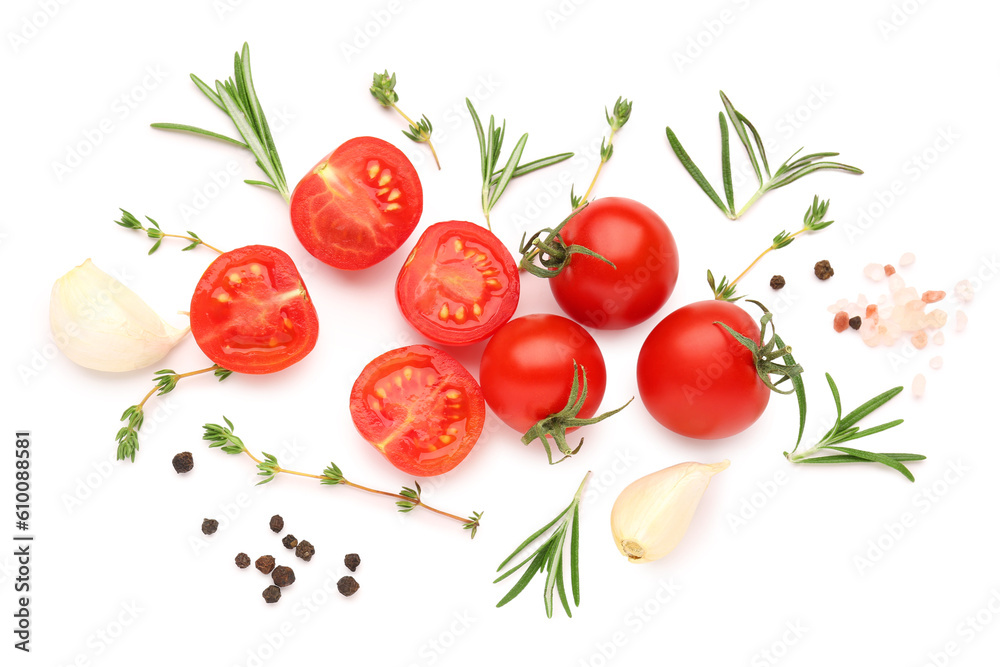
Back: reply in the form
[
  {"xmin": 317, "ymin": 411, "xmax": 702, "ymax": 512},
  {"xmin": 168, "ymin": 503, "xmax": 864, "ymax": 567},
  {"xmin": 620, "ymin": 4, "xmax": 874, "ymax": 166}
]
[
  {"xmin": 272, "ymin": 565, "xmax": 295, "ymax": 588},
  {"xmin": 770, "ymin": 275, "xmax": 785, "ymax": 290},
  {"xmin": 201, "ymin": 519, "xmax": 219, "ymax": 535},
  {"xmin": 255, "ymin": 555, "xmax": 275, "ymax": 575},
  {"xmin": 269, "ymin": 515, "xmax": 284, "ymax": 533},
  {"xmin": 814, "ymin": 260, "xmax": 834, "ymax": 280},
  {"xmin": 172, "ymin": 452, "xmax": 194, "ymax": 474},
  {"xmin": 849, "ymin": 316, "xmax": 862, "ymax": 330},
  {"xmin": 262, "ymin": 585, "xmax": 281, "ymax": 604},
  {"xmin": 344, "ymin": 553, "xmax": 361, "ymax": 572},
  {"xmin": 281, "ymin": 534, "xmax": 298, "ymax": 549},
  {"xmin": 235, "ymin": 553, "xmax": 251, "ymax": 569},
  {"xmin": 337, "ymin": 576, "xmax": 360, "ymax": 597},
  {"xmin": 295, "ymin": 540, "xmax": 315, "ymax": 562}
]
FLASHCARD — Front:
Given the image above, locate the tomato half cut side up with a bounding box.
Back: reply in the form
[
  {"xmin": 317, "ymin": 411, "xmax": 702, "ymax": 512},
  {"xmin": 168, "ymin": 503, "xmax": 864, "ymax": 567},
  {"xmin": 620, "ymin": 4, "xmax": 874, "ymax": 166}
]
[
  {"xmin": 290, "ymin": 136, "xmax": 423, "ymax": 270},
  {"xmin": 350, "ymin": 345, "xmax": 486, "ymax": 477},
  {"xmin": 395, "ymin": 221, "xmax": 520, "ymax": 346},
  {"xmin": 190, "ymin": 245, "xmax": 319, "ymax": 375}
]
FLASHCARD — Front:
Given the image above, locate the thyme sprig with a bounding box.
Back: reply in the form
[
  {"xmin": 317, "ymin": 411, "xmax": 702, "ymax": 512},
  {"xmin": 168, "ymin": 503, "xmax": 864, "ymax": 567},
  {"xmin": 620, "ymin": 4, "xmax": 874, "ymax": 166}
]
[
  {"xmin": 709, "ymin": 195, "xmax": 834, "ymax": 301},
  {"xmin": 115, "ymin": 365, "xmax": 230, "ymax": 462},
  {"xmin": 784, "ymin": 374, "xmax": 924, "ymax": 481},
  {"xmin": 203, "ymin": 419, "xmax": 483, "ymax": 537},
  {"xmin": 521, "ymin": 361, "xmax": 633, "ymax": 464},
  {"xmin": 370, "ymin": 71, "xmax": 440, "ymax": 169},
  {"xmin": 115, "ymin": 209, "xmax": 223, "ymax": 255},
  {"xmin": 570, "ymin": 96, "xmax": 632, "ymax": 208},
  {"xmin": 151, "ymin": 43, "xmax": 290, "ymax": 201},
  {"xmin": 495, "ymin": 472, "xmax": 589, "ymax": 618},
  {"xmin": 666, "ymin": 91, "xmax": 862, "ymax": 219},
  {"xmin": 466, "ymin": 99, "xmax": 573, "ymax": 230}
]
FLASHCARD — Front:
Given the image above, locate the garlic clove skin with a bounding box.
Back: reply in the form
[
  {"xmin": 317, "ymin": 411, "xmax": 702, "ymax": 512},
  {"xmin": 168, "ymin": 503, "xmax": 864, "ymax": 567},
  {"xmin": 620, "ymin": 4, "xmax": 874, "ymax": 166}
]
[
  {"xmin": 610, "ymin": 460, "xmax": 729, "ymax": 564},
  {"xmin": 50, "ymin": 259, "xmax": 189, "ymax": 372}
]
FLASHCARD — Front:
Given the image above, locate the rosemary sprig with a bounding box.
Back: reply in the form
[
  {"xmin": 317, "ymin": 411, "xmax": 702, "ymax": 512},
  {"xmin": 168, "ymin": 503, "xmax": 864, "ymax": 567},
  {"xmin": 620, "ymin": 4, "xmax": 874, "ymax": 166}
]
[
  {"xmin": 370, "ymin": 70, "xmax": 440, "ymax": 170},
  {"xmin": 495, "ymin": 471, "xmax": 589, "ymax": 618},
  {"xmin": 570, "ymin": 96, "xmax": 632, "ymax": 208},
  {"xmin": 115, "ymin": 209, "xmax": 223, "ymax": 255},
  {"xmin": 666, "ymin": 91, "xmax": 862, "ymax": 219},
  {"xmin": 151, "ymin": 43, "xmax": 290, "ymax": 201},
  {"xmin": 708, "ymin": 195, "xmax": 834, "ymax": 301},
  {"xmin": 116, "ymin": 365, "xmax": 230, "ymax": 462},
  {"xmin": 203, "ymin": 419, "xmax": 483, "ymax": 537},
  {"xmin": 466, "ymin": 98, "xmax": 573, "ymax": 231},
  {"xmin": 521, "ymin": 361, "xmax": 633, "ymax": 464},
  {"xmin": 784, "ymin": 373, "xmax": 923, "ymax": 481}
]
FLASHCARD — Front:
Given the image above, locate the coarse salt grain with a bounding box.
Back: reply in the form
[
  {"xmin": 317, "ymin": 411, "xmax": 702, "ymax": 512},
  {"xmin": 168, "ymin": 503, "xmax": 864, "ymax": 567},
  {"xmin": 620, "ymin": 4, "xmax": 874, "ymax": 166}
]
[
  {"xmin": 912, "ymin": 374, "xmax": 926, "ymax": 397},
  {"xmin": 888, "ymin": 274, "xmax": 904, "ymax": 292},
  {"xmin": 911, "ymin": 331, "xmax": 928, "ymax": 349},
  {"xmin": 900, "ymin": 252, "xmax": 915, "ymax": 266},
  {"xmin": 833, "ymin": 311, "xmax": 849, "ymax": 332},
  {"xmin": 922, "ymin": 290, "xmax": 945, "ymax": 303},
  {"xmin": 929, "ymin": 356, "xmax": 943, "ymax": 369},
  {"xmin": 926, "ymin": 309, "xmax": 947, "ymax": 329},
  {"xmin": 955, "ymin": 280, "xmax": 974, "ymax": 302},
  {"xmin": 955, "ymin": 310, "xmax": 968, "ymax": 332},
  {"xmin": 863, "ymin": 263, "xmax": 885, "ymax": 281},
  {"xmin": 884, "ymin": 264, "xmax": 896, "ymax": 276}
]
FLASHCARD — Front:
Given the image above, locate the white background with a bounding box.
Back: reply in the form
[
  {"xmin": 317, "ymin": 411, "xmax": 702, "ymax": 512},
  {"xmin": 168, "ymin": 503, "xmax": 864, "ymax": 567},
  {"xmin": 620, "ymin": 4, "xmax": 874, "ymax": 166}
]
[{"xmin": 3, "ymin": 0, "xmax": 999, "ymax": 665}]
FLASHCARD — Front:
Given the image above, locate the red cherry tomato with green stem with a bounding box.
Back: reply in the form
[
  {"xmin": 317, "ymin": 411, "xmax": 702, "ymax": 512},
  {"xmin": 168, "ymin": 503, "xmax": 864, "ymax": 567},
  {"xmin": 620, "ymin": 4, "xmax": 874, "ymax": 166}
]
[
  {"xmin": 290, "ymin": 137, "xmax": 422, "ymax": 270},
  {"xmin": 350, "ymin": 345, "xmax": 485, "ymax": 477},
  {"xmin": 190, "ymin": 245, "xmax": 318, "ymax": 375}
]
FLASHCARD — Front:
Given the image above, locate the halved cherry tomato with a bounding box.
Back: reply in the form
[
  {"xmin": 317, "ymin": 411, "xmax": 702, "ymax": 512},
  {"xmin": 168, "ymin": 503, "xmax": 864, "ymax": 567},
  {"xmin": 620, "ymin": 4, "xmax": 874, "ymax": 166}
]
[
  {"xmin": 395, "ymin": 221, "xmax": 519, "ymax": 346},
  {"xmin": 290, "ymin": 137, "xmax": 423, "ymax": 270},
  {"xmin": 350, "ymin": 345, "xmax": 485, "ymax": 477},
  {"xmin": 549, "ymin": 197, "xmax": 679, "ymax": 329},
  {"xmin": 190, "ymin": 245, "xmax": 318, "ymax": 375}
]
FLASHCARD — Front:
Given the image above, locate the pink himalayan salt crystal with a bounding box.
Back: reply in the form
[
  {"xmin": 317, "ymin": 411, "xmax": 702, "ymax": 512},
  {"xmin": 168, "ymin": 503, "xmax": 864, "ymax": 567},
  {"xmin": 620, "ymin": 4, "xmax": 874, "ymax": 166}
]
[
  {"xmin": 863, "ymin": 263, "xmax": 885, "ymax": 281},
  {"xmin": 933, "ymin": 331, "xmax": 944, "ymax": 345},
  {"xmin": 900, "ymin": 252, "xmax": 916, "ymax": 267},
  {"xmin": 888, "ymin": 274, "xmax": 905, "ymax": 292},
  {"xmin": 911, "ymin": 331, "xmax": 928, "ymax": 349},
  {"xmin": 912, "ymin": 374, "xmax": 926, "ymax": 397},
  {"xmin": 893, "ymin": 286, "xmax": 918, "ymax": 305},
  {"xmin": 866, "ymin": 304, "xmax": 879, "ymax": 320},
  {"xmin": 859, "ymin": 318, "xmax": 879, "ymax": 347},
  {"xmin": 955, "ymin": 279, "xmax": 974, "ymax": 302},
  {"xmin": 828, "ymin": 298, "xmax": 849, "ymax": 314},
  {"xmin": 922, "ymin": 290, "xmax": 945, "ymax": 303},
  {"xmin": 862, "ymin": 319, "xmax": 901, "ymax": 347},
  {"xmin": 884, "ymin": 264, "xmax": 896, "ymax": 276},
  {"xmin": 955, "ymin": 309, "xmax": 968, "ymax": 332},
  {"xmin": 833, "ymin": 311, "xmax": 850, "ymax": 332},
  {"xmin": 929, "ymin": 356, "xmax": 943, "ymax": 370},
  {"xmin": 925, "ymin": 309, "xmax": 947, "ymax": 329},
  {"xmin": 894, "ymin": 300, "xmax": 927, "ymax": 332}
]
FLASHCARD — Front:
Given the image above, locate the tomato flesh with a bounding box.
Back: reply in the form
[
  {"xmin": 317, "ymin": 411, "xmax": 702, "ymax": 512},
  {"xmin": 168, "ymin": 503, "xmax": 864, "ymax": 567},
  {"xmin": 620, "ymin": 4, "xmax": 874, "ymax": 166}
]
[
  {"xmin": 550, "ymin": 197, "xmax": 679, "ymax": 329},
  {"xmin": 637, "ymin": 300, "xmax": 769, "ymax": 439},
  {"xmin": 351, "ymin": 345, "xmax": 485, "ymax": 477},
  {"xmin": 190, "ymin": 245, "xmax": 318, "ymax": 375},
  {"xmin": 396, "ymin": 221, "xmax": 519, "ymax": 346},
  {"xmin": 480, "ymin": 314, "xmax": 607, "ymax": 434},
  {"xmin": 290, "ymin": 136, "xmax": 422, "ymax": 270}
]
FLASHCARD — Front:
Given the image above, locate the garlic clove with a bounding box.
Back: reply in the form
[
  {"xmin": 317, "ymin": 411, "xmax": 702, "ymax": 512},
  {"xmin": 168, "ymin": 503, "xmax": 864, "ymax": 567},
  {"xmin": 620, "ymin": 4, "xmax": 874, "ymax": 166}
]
[
  {"xmin": 50, "ymin": 259, "xmax": 189, "ymax": 372},
  {"xmin": 610, "ymin": 460, "xmax": 729, "ymax": 564}
]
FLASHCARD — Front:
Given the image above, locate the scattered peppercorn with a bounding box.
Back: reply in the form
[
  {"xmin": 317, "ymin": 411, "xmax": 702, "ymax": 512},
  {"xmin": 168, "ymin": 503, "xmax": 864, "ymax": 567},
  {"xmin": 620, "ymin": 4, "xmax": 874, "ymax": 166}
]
[
  {"xmin": 201, "ymin": 519, "xmax": 219, "ymax": 535},
  {"xmin": 344, "ymin": 553, "xmax": 361, "ymax": 572},
  {"xmin": 235, "ymin": 553, "xmax": 251, "ymax": 569},
  {"xmin": 295, "ymin": 540, "xmax": 315, "ymax": 562},
  {"xmin": 269, "ymin": 515, "xmax": 284, "ymax": 533},
  {"xmin": 262, "ymin": 585, "xmax": 281, "ymax": 604},
  {"xmin": 272, "ymin": 565, "xmax": 295, "ymax": 588},
  {"xmin": 337, "ymin": 576, "xmax": 360, "ymax": 597},
  {"xmin": 255, "ymin": 555, "xmax": 275, "ymax": 575},
  {"xmin": 281, "ymin": 534, "xmax": 298, "ymax": 549},
  {"xmin": 770, "ymin": 275, "xmax": 785, "ymax": 290},
  {"xmin": 814, "ymin": 260, "xmax": 834, "ymax": 280},
  {"xmin": 172, "ymin": 452, "xmax": 194, "ymax": 474},
  {"xmin": 849, "ymin": 316, "xmax": 862, "ymax": 330}
]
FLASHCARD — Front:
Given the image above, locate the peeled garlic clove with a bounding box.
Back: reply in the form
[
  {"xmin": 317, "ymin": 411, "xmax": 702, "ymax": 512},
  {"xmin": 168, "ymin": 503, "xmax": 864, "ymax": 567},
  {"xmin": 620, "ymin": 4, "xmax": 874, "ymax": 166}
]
[
  {"xmin": 50, "ymin": 259, "xmax": 189, "ymax": 372},
  {"xmin": 610, "ymin": 460, "xmax": 729, "ymax": 564}
]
